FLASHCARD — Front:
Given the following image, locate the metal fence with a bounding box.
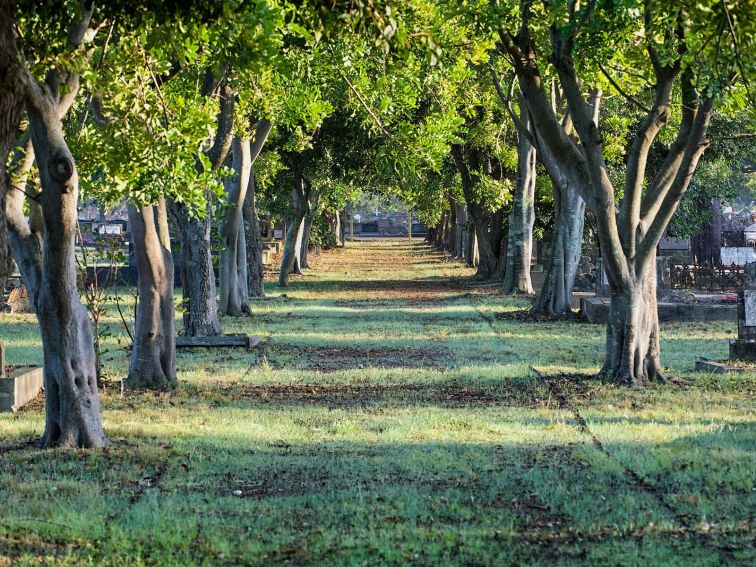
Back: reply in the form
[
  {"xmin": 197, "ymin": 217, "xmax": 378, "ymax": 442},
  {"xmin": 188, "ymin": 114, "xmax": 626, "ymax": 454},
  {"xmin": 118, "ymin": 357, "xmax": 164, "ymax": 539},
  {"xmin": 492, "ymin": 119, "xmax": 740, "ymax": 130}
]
[{"xmin": 670, "ymin": 263, "xmax": 746, "ymax": 291}]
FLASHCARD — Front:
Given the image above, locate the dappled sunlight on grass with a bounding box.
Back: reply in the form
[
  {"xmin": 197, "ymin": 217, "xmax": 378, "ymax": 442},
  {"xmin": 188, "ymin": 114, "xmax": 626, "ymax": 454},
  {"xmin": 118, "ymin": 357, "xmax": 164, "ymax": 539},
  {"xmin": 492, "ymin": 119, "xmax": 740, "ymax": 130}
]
[{"xmin": 0, "ymin": 240, "xmax": 753, "ymax": 565}]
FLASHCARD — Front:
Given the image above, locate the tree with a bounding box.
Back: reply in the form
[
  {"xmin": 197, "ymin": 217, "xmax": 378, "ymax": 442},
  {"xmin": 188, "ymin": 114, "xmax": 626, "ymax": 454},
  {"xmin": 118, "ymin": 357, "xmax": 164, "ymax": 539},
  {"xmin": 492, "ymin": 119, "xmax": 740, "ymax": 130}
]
[
  {"xmin": 219, "ymin": 120, "xmax": 271, "ymax": 314},
  {"xmin": 4, "ymin": 1, "xmax": 106, "ymax": 447},
  {"xmin": 497, "ymin": 0, "xmax": 754, "ymax": 384}
]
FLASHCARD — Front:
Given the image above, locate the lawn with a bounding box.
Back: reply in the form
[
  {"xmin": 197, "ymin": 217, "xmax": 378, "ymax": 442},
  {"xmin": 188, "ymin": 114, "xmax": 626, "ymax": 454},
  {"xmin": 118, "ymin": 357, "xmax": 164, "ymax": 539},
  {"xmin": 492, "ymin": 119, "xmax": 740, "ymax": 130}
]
[{"xmin": 0, "ymin": 240, "xmax": 753, "ymax": 566}]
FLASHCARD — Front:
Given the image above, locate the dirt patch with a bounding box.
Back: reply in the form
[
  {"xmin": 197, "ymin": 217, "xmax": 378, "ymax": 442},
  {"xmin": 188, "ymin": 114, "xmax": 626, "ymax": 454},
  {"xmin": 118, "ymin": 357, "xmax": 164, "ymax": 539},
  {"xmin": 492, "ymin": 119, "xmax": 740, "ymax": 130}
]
[
  {"xmin": 218, "ymin": 380, "xmax": 543, "ymax": 408},
  {"xmin": 495, "ymin": 309, "xmax": 586, "ymax": 323},
  {"xmin": 281, "ymin": 345, "xmax": 448, "ymax": 372}
]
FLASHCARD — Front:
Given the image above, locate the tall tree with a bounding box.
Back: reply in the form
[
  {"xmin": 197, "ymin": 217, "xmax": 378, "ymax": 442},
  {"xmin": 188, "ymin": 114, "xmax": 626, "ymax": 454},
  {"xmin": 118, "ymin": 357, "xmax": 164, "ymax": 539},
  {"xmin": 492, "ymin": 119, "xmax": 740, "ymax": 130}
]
[
  {"xmin": 219, "ymin": 120, "xmax": 272, "ymax": 315},
  {"xmin": 5, "ymin": 1, "xmax": 106, "ymax": 447},
  {"xmin": 497, "ymin": 0, "xmax": 753, "ymax": 384}
]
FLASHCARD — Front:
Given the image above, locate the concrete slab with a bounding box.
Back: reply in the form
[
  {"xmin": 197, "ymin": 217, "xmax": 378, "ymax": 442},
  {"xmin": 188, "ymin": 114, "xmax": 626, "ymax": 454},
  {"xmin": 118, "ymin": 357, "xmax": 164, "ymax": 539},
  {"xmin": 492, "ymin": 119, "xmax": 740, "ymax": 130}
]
[
  {"xmin": 0, "ymin": 366, "xmax": 43, "ymax": 412},
  {"xmin": 580, "ymin": 298, "xmax": 737, "ymax": 324}
]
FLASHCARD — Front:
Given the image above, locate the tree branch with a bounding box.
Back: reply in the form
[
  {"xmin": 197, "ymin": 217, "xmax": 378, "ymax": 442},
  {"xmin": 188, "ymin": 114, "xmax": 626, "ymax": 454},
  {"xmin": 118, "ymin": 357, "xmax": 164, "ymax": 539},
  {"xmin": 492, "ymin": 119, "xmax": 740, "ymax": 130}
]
[
  {"xmin": 617, "ymin": 62, "xmax": 678, "ymax": 258},
  {"xmin": 597, "ymin": 62, "xmax": 651, "ymax": 113},
  {"xmin": 489, "ymin": 63, "xmax": 537, "ymax": 147},
  {"xmin": 340, "ymin": 72, "xmax": 394, "ymax": 140},
  {"xmin": 637, "ymin": 97, "xmax": 714, "ymax": 265}
]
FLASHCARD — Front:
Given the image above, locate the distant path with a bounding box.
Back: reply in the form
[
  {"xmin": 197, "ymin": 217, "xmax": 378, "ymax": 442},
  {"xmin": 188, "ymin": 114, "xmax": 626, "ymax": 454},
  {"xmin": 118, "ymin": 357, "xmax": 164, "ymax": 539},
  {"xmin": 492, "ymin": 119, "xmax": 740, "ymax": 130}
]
[{"xmin": 290, "ymin": 239, "xmax": 491, "ymax": 302}]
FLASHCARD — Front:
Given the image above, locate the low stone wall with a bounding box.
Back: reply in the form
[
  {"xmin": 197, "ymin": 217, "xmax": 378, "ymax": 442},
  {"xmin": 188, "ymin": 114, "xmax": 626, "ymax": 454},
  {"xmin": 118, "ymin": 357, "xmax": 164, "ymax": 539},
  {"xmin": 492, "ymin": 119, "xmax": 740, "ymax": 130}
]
[
  {"xmin": 0, "ymin": 366, "xmax": 43, "ymax": 412},
  {"xmin": 580, "ymin": 297, "xmax": 737, "ymax": 324}
]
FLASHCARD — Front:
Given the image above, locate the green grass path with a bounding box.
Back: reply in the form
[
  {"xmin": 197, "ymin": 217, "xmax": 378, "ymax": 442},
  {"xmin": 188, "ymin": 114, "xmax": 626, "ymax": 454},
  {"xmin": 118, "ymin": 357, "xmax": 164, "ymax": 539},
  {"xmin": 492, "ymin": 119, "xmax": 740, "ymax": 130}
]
[{"xmin": 0, "ymin": 240, "xmax": 753, "ymax": 565}]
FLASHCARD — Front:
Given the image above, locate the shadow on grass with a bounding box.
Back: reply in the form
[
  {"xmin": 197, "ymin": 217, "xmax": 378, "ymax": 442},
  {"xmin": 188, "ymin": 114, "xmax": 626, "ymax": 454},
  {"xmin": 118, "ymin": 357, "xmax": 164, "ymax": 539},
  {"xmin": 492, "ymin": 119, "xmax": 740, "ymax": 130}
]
[{"xmin": 0, "ymin": 429, "xmax": 751, "ymax": 565}]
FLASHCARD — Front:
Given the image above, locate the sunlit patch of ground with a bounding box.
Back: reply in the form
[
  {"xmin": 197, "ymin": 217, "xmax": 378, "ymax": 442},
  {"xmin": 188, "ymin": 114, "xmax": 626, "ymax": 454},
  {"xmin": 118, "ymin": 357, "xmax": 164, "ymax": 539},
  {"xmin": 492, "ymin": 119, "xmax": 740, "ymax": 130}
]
[{"xmin": 0, "ymin": 239, "xmax": 753, "ymax": 565}]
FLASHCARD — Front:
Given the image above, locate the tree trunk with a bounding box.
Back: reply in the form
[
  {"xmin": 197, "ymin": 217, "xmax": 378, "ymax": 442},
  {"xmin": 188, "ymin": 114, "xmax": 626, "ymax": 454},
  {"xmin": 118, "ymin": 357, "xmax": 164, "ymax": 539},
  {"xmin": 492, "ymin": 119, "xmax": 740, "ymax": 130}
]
[
  {"xmin": 125, "ymin": 199, "xmax": 176, "ymax": 389},
  {"xmin": 533, "ymin": 178, "xmax": 585, "ymax": 315},
  {"xmin": 601, "ymin": 264, "xmax": 664, "ymax": 386},
  {"xmin": 451, "ymin": 145, "xmax": 505, "ymax": 279},
  {"xmin": 26, "ymin": 89, "xmax": 105, "ymax": 448},
  {"xmin": 690, "ymin": 197, "xmax": 721, "ymax": 266},
  {"xmin": 2, "ymin": 4, "xmax": 106, "ymax": 447},
  {"xmin": 299, "ymin": 190, "xmax": 319, "ymax": 269},
  {"xmin": 173, "ymin": 203, "xmax": 222, "ymax": 336},
  {"xmin": 244, "ymin": 168, "xmax": 265, "ymax": 298},
  {"xmin": 278, "ymin": 216, "xmax": 305, "ymax": 286},
  {"xmin": 434, "ymin": 212, "xmax": 446, "ymax": 248},
  {"xmin": 502, "ymin": 107, "xmax": 537, "ymax": 295},
  {"xmin": 278, "ymin": 171, "xmax": 308, "ymax": 287},
  {"xmin": 348, "ymin": 204, "xmax": 354, "ymax": 242},
  {"xmin": 300, "ymin": 216, "xmax": 312, "ymax": 269},
  {"xmin": 0, "ymin": 1, "xmax": 25, "ymax": 302},
  {"xmin": 453, "ymin": 203, "xmax": 466, "ymax": 258},
  {"xmin": 333, "ymin": 210, "xmax": 342, "ymax": 245},
  {"xmin": 465, "ymin": 222, "xmax": 477, "ymax": 267},
  {"xmin": 220, "ymin": 138, "xmax": 252, "ymax": 316},
  {"xmin": 468, "ymin": 204, "xmax": 504, "ymax": 278},
  {"xmin": 445, "ymin": 202, "xmax": 456, "ymax": 252},
  {"xmin": 221, "ymin": 122, "xmax": 270, "ymax": 311}
]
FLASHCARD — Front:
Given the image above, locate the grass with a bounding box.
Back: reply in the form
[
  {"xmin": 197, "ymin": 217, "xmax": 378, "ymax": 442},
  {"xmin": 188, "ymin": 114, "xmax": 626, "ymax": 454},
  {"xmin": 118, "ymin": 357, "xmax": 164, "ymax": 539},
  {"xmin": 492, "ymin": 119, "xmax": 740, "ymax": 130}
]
[{"xmin": 0, "ymin": 239, "xmax": 753, "ymax": 566}]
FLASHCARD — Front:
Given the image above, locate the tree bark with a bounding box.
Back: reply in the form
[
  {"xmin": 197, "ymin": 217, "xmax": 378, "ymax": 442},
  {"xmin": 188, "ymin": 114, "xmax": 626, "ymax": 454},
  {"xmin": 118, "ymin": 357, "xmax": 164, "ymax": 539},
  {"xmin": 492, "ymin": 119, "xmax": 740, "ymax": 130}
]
[
  {"xmin": 601, "ymin": 267, "xmax": 663, "ymax": 384},
  {"xmin": 244, "ymin": 168, "xmax": 265, "ymax": 298},
  {"xmin": 125, "ymin": 198, "xmax": 175, "ymax": 389},
  {"xmin": 220, "ymin": 121, "xmax": 271, "ymax": 314},
  {"xmin": 0, "ymin": 0, "xmax": 26, "ymax": 300},
  {"xmin": 533, "ymin": 178, "xmax": 585, "ymax": 314},
  {"xmin": 174, "ymin": 204, "xmax": 222, "ymax": 336},
  {"xmin": 278, "ymin": 169, "xmax": 308, "ymax": 287},
  {"xmin": 502, "ymin": 107, "xmax": 537, "ymax": 294},
  {"xmin": 25, "ymin": 81, "xmax": 105, "ymax": 448},
  {"xmin": 451, "ymin": 144, "xmax": 505, "ymax": 279}
]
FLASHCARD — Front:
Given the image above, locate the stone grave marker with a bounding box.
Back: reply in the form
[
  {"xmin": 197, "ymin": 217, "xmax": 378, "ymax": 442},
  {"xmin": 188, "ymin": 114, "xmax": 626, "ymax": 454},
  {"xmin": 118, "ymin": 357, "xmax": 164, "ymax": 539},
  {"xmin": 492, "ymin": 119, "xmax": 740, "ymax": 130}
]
[{"xmin": 729, "ymin": 261, "xmax": 756, "ymax": 361}]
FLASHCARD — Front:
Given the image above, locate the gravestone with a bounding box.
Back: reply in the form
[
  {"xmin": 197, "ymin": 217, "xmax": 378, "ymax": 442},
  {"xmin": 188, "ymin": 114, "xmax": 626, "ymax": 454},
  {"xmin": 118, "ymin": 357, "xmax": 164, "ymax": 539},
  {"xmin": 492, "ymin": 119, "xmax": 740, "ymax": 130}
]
[
  {"xmin": 656, "ymin": 256, "xmax": 671, "ymax": 300},
  {"xmin": 595, "ymin": 258, "xmax": 610, "ymax": 298},
  {"xmin": 729, "ymin": 261, "xmax": 756, "ymax": 361}
]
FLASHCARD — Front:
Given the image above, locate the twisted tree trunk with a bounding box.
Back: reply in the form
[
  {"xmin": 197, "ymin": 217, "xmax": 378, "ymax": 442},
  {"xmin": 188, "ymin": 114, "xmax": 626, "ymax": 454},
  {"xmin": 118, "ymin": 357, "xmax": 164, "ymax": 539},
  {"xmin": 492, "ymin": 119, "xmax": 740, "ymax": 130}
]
[
  {"xmin": 125, "ymin": 198, "xmax": 175, "ymax": 389},
  {"xmin": 220, "ymin": 121, "xmax": 271, "ymax": 313},
  {"xmin": 533, "ymin": 178, "xmax": 585, "ymax": 314},
  {"xmin": 220, "ymin": 138, "xmax": 252, "ymax": 316}
]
